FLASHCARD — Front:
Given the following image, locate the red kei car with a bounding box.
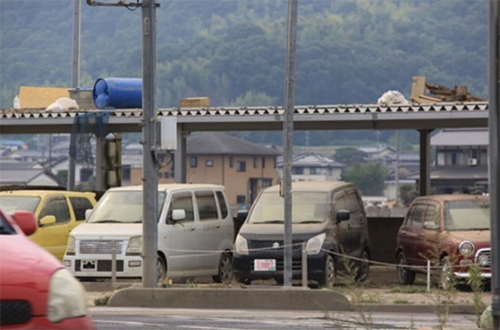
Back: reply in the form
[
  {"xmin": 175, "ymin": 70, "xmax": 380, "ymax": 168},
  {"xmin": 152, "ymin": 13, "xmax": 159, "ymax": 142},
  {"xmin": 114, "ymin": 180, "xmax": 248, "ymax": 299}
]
[
  {"xmin": 396, "ymin": 194, "xmax": 491, "ymax": 289},
  {"xmin": 0, "ymin": 207, "xmax": 95, "ymax": 329}
]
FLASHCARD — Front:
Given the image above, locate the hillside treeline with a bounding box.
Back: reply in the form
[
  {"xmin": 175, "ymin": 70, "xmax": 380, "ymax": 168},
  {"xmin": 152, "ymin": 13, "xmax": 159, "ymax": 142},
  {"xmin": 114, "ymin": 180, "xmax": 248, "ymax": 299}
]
[{"xmin": 0, "ymin": 0, "xmax": 489, "ymax": 147}]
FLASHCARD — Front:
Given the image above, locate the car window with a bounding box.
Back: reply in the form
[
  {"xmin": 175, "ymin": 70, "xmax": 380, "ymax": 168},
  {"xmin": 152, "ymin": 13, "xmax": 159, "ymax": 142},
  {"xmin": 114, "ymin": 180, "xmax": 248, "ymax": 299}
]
[
  {"xmin": 444, "ymin": 199, "xmax": 490, "ymax": 230},
  {"xmin": 407, "ymin": 204, "xmax": 426, "ymax": 227},
  {"xmin": 216, "ymin": 191, "xmax": 229, "ymax": 219},
  {"xmin": 345, "ymin": 190, "xmax": 359, "ymax": 214},
  {"xmin": 168, "ymin": 191, "xmax": 194, "ymax": 222},
  {"xmin": 0, "ymin": 196, "xmax": 40, "ymax": 213},
  {"xmin": 69, "ymin": 197, "xmax": 94, "ymax": 221},
  {"xmin": 334, "ymin": 192, "xmax": 347, "ymax": 211},
  {"xmin": 0, "ymin": 212, "xmax": 16, "ymax": 235},
  {"xmin": 424, "ymin": 204, "xmax": 440, "ymax": 228},
  {"xmin": 39, "ymin": 197, "xmax": 71, "ymax": 225},
  {"xmin": 195, "ymin": 190, "xmax": 218, "ymax": 221}
]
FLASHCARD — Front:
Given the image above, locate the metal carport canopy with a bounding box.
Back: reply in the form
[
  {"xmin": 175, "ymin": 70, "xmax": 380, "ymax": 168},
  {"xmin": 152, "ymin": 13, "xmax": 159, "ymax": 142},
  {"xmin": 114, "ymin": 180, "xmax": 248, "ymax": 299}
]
[{"xmin": 0, "ymin": 102, "xmax": 489, "ymax": 134}]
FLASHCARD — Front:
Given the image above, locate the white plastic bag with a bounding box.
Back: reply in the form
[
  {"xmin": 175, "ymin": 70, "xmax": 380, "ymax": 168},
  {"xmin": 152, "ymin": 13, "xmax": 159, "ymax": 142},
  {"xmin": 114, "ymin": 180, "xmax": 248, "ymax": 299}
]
[
  {"xmin": 46, "ymin": 97, "xmax": 79, "ymax": 111},
  {"xmin": 377, "ymin": 90, "xmax": 409, "ymax": 105}
]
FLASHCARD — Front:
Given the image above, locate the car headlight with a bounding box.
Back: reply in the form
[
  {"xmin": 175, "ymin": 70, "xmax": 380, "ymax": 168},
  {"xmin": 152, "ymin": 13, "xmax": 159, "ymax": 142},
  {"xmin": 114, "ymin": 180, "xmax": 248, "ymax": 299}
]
[
  {"xmin": 235, "ymin": 234, "xmax": 249, "ymax": 255},
  {"xmin": 65, "ymin": 236, "xmax": 75, "ymax": 255},
  {"xmin": 126, "ymin": 236, "xmax": 142, "ymax": 255},
  {"xmin": 305, "ymin": 233, "xmax": 326, "ymax": 255},
  {"xmin": 459, "ymin": 241, "xmax": 475, "ymax": 257},
  {"xmin": 47, "ymin": 269, "xmax": 87, "ymax": 323}
]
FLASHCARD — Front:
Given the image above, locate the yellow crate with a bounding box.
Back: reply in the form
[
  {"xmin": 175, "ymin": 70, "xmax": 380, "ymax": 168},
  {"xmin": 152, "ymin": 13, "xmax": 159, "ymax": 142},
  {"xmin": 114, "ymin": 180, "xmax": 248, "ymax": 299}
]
[{"xmin": 179, "ymin": 97, "xmax": 210, "ymax": 108}]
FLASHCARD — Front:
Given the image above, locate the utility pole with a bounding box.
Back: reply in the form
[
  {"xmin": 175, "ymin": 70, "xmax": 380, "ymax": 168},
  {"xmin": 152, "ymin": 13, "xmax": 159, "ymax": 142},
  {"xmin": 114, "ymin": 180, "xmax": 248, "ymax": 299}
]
[
  {"xmin": 282, "ymin": 0, "xmax": 297, "ymax": 287},
  {"xmin": 488, "ymin": 1, "xmax": 500, "ymax": 328},
  {"xmin": 86, "ymin": 0, "xmax": 159, "ymax": 288},
  {"xmin": 68, "ymin": 0, "xmax": 80, "ymax": 190}
]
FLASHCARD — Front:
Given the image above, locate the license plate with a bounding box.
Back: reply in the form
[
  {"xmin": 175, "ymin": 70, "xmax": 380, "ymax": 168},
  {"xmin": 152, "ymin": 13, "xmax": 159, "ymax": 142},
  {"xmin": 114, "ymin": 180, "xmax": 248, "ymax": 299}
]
[
  {"xmin": 254, "ymin": 259, "xmax": 276, "ymax": 271},
  {"xmin": 82, "ymin": 260, "xmax": 97, "ymax": 271}
]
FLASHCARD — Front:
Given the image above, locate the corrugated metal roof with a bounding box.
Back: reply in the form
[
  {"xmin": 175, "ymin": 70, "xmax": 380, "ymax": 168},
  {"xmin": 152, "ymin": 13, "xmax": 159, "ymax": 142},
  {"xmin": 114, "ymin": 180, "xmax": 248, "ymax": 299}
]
[
  {"xmin": 431, "ymin": 128, "xmax": 489, "ymax": 146},
  {"xmin": 186, "ymin": 132, "xmax": 281, "ymax": 156}
]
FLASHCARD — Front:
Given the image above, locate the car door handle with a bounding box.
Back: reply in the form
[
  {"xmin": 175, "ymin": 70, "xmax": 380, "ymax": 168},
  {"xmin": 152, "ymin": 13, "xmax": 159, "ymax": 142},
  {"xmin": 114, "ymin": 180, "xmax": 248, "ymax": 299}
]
[
  {"xmin": 401, "ymin": 231, "xmax": 407, "ymax": 236},
  {"xmin": 190, "ymin": 227, "xmax": 195, "ymax": 231}
]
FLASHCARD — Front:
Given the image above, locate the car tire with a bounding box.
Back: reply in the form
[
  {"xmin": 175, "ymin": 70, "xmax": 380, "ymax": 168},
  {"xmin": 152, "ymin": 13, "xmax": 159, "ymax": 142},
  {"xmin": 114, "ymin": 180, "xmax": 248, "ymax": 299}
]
[
  {"xmin": 156, "ymin": 256, "xmax": 166, "ymax": 284},
  {"xmin": 397, "ymin": 252, "xmax": 415, "ymax": 285},
  {"xmin": 318, "ymin": 254, "xmax": 336, "ymax": 287},
  {"xmin": 356, "ymin": 249, "xmax": 370, "ymax": 282},
  {"xmin": 213, "ymin": 252, "xmax": 233, "ymax": 284},
  {"xmin": 440, "ymin": 256, "xmax": 454, "ymax": 290}
]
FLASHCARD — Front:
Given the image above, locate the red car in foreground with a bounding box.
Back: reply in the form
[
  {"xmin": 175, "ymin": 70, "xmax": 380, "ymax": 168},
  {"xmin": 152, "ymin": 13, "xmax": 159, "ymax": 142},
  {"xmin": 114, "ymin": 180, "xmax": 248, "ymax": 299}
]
[{"xmin": 0, "ymin": 207, "xmax": 95, "ymax": 329}]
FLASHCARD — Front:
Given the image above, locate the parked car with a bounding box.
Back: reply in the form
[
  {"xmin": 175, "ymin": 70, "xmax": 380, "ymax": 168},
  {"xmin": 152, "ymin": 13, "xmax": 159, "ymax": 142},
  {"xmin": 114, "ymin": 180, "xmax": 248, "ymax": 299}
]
[
  {"xmin": 0, "ymin": 207, "xmax": 95, "ymax": 329},
  {"xmin": 63, "ymin": 184, "xmax": 234, "ymax": 284},
  {"xmin": 233, "ymin": 181, "xmax": 370, "ymax": 287},
  {"xmin": 395, "ymin": 194, "xmax": 491, "ymax": 288},
  {"xmin": 0, "ymin": 189, "xmax": 97, "ymax": 261}
]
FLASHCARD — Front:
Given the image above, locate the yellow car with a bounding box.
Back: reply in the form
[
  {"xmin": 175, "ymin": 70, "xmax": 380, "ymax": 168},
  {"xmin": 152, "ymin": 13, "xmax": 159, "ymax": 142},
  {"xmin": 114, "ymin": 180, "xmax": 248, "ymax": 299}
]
[{"xmin": 0, "ymin": 189, "xmax": 96, "ymax": 261}]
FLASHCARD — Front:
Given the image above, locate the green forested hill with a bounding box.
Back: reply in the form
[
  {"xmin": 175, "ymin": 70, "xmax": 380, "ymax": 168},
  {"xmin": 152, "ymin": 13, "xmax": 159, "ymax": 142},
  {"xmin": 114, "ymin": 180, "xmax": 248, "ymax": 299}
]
[{"xmin": 0, "ymin": 0, "xmax": 489, "ymax": 146}]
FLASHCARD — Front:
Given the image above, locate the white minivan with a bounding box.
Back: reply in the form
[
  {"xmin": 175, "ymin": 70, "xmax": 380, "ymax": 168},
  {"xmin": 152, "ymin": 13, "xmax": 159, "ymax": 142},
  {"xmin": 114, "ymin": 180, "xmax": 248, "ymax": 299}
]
[{"xmin": 63, "ymin": 184, "xmax": 234, "ymax": 284}]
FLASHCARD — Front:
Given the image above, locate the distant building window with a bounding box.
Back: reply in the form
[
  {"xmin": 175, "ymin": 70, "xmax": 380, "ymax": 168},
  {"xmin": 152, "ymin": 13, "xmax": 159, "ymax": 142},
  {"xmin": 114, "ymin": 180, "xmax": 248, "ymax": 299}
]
[
  {"xmin": 310, "ymin": 167, "xmax": 318, "ymax": 175},
  {"xmin": 236, "ymin": 195, "xmax": 246, "ymax": 204},
  {"xmin": 190, "ymin": 156, "xmax": 198, "ymax": 168},
  {"xmin": 292, "ymin": 167, "xmax": 304, "ymax": 175},
  {"xmin": 253, "ymin": 156, "xmax": 258, "ymax": 168},
  {"xmin": 273, "ymin": 158, "xmax": 276, "ymax": 168},
  {"xmin": 262, "ymin": 157, "xmax": 265, "ymax": 169},
  {"xmin": 122, "ymin": 165, "xmax": 131, "ymax": 181},
  {"xmin": 206, "ymin": 160, "xmax": 213, "ymax": 167},
  {"xmin": 236, "ymin": 161, "xmax": 246, "ymax": 172},
  {"xmin": 229, "ymin": 156, "xmax": 234, "ymax": 168}
]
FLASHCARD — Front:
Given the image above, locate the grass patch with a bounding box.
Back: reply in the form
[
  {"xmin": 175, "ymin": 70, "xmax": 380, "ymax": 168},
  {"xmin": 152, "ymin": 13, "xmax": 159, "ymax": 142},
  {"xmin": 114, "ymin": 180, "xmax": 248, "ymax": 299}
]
[
  {"xmin": 393, "ymin": 298, "xmax": 410, "ymax": 304},
  {"xmin": 93, "ymin": 294, "xmax": 111, "ymax": 306},
  {"xmin": 389, "ymin": 285, "xmax": 427, "ymax": 294}
]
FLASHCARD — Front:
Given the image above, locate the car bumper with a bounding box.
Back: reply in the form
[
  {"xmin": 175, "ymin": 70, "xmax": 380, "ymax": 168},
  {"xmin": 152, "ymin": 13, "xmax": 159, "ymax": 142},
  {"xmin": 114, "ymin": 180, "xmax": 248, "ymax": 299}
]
[
  {"xmin": 63, "ymin": 255, "xmax": 142, "ymax": 278},
  {"xmin": 233, "ymin": 249, "xmax": 328, "ymax": 281},
  {"xmin": 3, "ymin": 315, "xmax": 95, "ymax": 330}
]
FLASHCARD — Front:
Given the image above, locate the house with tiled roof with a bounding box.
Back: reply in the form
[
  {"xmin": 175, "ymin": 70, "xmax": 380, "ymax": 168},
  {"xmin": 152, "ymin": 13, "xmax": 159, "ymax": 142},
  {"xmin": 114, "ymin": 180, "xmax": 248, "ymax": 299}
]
[
  {"xmin": 128, "ymin": 132, "xmax": 281, "ymax": 212},
  {"xmin": 408, "ymin": 128, "xmax": 489, "ymax": 194},
  {"xmin": 276, "ymin": 152, "xmax": 344, "ymax": 182}
]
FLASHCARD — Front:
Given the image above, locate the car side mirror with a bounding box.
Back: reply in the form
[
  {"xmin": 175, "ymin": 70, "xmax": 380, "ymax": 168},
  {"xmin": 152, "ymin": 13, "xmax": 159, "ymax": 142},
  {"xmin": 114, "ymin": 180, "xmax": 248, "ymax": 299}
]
[
  {"xmin": 423, "ymin": 221, "xmax": 439, "ymax": 230},
  {"xmin": 336, "ymin": 209, "xmax": 350, "ymax": 223},
  {"xmin": 39, "ymin": 215, "xmax": 56, "ymax": 227},
  {"xmin": 11, "ymin": 211, "xmax": 37, "ymax": 236},
  {"xmin": 171, "ymin": 209, "xmax": 186, "ymax": 221},
  {"xmin": 85, "ymin": 209, "xmax": 92, "ymax": 220}
]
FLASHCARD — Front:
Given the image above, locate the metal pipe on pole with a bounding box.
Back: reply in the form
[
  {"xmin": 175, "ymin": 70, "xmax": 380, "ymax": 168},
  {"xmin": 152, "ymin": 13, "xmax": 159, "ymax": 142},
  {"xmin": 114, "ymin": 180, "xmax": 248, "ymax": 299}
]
[
  {"xmin": 282, "ymin": 0, "xmax": 297, "ymax": 287},
  {"xmin": 488, "ymin": 1, "xmax": 500, "ymax": 327},
  {"xmin": 141, "ymin": 0, "xmax": 158, "ymax": 288},
  {"xmin": 68, "ymin": 0, "xmax": 81, "ymax": 190}
]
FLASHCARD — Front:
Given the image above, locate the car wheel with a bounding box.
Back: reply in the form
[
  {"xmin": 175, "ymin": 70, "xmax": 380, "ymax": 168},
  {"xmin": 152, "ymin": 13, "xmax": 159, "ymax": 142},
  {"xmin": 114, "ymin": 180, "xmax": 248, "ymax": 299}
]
[
  {"xmin": 356, "ymin": 250, "xmax": 370, "ymax": 282},
  {"xmin": 156, "ymin": 256, "xmax": 166, "ymax": 284},
  {"xmin": 318, "ymin": 254, "xmax": 336, "ymax": 287},
  {"xmin": 213, "ymin": 252, "xmax": 233, "ymax": 284},
  {"xmin": 397, "ymin": 252, "xmax": 415, "ymax": 285},
  {"xmin": 440, "ymin": 256, "xmax": 454, "ymax": 290}
]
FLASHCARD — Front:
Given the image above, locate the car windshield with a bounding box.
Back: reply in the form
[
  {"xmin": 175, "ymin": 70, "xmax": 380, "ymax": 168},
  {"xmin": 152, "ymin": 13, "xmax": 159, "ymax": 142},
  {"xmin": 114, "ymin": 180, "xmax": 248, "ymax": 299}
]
[
  {"xmin": 87, "ymin": 191, "xmax": 166, "ymax": 224},
  {"xmin": 248, "ymin": 192, "xmax": 328, "ymax": 224},
  {"xmin": 0, "ymin": 196, "xmax": 40, "ymax": 213},
  {"xmin": 444, "ymin": 199, "xmax": 490, "ymax": 231}
]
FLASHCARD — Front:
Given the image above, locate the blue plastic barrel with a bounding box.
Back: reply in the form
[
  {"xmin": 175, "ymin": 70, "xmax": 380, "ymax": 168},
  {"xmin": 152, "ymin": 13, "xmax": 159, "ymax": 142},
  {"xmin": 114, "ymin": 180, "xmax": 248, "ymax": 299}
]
[{"xmin": 92, "ymin": 78, "xmax": 142, "ymax": 109}]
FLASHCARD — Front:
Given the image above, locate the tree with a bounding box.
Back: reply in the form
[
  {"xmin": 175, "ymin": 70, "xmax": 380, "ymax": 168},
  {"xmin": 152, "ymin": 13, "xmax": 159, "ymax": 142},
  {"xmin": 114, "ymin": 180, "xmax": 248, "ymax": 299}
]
[
  {"xmin": 340, "ymin": 162, "xmax": 388, "ymax": 196},
  {"xmin": 399, "ymin": 183, "xmax": 419, "ymax": 206},
  {"xmin": 333, "ymin": 147, "xmax": 367, "ymax": 165}
]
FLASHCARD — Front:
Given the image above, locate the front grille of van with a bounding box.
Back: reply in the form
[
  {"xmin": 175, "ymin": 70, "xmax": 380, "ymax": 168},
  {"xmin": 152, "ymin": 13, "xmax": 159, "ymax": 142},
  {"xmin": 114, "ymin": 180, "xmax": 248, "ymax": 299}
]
[
  {"xmin": 75, "ymin": 260, "xmax": 124, "ymax": 272},
  {"xmin": 79, "ymin": 240, "xmax": 124, "ymax": 254},
  {"xmin": 0, "ymin": 300, "xmax": 31, "ymax": 326},
  {"xmin": 248, "ymin": 240, "xmax": 304, "ymax": 252},
  {"xmin": 476, "ymin": 248, "xmax": 491, "ymax": 268}
]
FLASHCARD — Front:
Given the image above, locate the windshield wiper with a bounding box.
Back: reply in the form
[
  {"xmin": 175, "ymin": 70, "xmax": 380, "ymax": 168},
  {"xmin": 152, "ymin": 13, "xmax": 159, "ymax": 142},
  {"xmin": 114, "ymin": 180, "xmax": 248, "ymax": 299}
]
[
  {"xmin": 92, "ymin": 220, "xmax": 123, "ymax": 223},
  {"xmin": 295, "ymin": 220, "xmax": 322, "ymax": 224},
  {"xmin": 257, "ymin": 220, "xmax": 284, "ymax": 224}
]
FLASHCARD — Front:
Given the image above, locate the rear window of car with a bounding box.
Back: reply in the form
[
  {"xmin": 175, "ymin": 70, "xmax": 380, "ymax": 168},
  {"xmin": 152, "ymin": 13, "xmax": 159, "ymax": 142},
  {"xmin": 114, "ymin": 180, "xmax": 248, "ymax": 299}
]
[
  {"xmin": 444, "ymin": 199, "xmax": 490, "ymax": 230},
  {"xmin": 0, "ymin": 196, "xmax": 40, "ymax": 213}
]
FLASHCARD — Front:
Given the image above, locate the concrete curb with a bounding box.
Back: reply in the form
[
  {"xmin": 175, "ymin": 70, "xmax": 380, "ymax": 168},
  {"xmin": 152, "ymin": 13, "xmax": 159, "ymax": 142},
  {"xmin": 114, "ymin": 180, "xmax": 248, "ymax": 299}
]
[{"xmin": 107, "ymin": 287, "xmax": 352, "ymax": 311}]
